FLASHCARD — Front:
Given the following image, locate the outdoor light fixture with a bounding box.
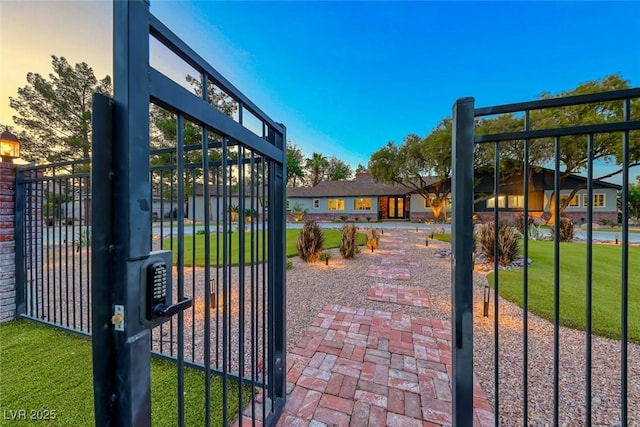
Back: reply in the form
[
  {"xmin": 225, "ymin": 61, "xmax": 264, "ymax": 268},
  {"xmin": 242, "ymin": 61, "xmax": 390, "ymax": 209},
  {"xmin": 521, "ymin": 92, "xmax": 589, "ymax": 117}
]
[
  {"xmin": 0, "ymin": 128, "xmax": 20, "ymax": 162},
  {"xmin": 425, "ymin": 237, "xmax": 428, "ymax": 247},
  {"xmin": 209, "ymin": 279, "xmax": 216, "ymax": 310},
  {"xmin": 325, "ymin": 257, "xmax": 329, "ymax": 266},
  {"xmin": 616, "ymin": 234, "xmax": 619, "ymax": 245},
  {"xmin": 483, "ymin": 285, "xmax": 490, "ymax": 317}
]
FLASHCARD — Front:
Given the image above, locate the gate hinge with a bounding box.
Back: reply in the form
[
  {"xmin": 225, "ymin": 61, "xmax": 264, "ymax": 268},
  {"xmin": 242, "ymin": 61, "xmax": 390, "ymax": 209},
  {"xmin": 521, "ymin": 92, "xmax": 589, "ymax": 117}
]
[{"xmin": 112, "ymin": 305, "xmax": 125, "ymax": 331}]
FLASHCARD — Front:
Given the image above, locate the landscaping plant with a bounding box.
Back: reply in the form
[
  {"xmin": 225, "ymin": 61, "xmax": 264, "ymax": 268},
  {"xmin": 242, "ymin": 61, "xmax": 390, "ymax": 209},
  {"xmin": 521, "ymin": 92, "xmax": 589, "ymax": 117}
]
[
  {"xmin": 297, "ymin": 220, "xmax": 324, "ymax": 262},
  {"xmin": 366, "ymin": 227, "xmax": 380, "ymax": 250},
  {"xmin": 550, "ymin": 217, "xmax": 574, "ymax": 242},
  {"xmin": 340, "ymin": 223, "xmax": 358, "ymax": 259},
  {"xmin": 475, "ymin": 220, "xmax": 520, "ymax": 267}
]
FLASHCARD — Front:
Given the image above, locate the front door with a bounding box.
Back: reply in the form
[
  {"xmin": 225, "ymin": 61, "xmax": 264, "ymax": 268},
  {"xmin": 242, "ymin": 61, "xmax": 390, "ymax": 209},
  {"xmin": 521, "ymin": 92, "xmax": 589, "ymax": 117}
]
[{"xmin": 387, "ymin": 196, "xmax": 405, "ymax": 219}]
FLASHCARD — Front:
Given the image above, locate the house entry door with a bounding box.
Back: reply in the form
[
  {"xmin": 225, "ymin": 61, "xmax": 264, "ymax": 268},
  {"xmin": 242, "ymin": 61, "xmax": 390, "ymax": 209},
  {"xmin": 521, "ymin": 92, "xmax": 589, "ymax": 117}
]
[{"xmin": 388, "ymin": 196, "xmax": 404, "ymax": 219}]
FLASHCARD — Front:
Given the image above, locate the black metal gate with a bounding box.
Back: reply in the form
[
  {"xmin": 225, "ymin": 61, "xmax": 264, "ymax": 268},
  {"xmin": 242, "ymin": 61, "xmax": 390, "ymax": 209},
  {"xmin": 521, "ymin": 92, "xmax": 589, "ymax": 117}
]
[
  {"xmin": 15, "ymin": 159, "xmax": 92, "ymax": 335},
  {"xmin": 91, "ymin": 2, "xmax": 286, "ymax": 426},
  {"xmin": 451, "ymin": 89, "xmax": 639, "ymax": 425}
]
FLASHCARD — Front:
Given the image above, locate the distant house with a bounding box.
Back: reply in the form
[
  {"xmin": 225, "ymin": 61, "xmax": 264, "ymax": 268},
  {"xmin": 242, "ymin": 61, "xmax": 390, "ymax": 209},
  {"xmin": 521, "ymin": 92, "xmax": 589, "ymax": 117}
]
[
  {"xmin": 188, "ymin": 185, "xmax": 260, "ymax": 223},
  {"xmin": 286, "ymin": 169, "xmax": 621, "ymax": 224},
  {"xmin": 287, "ymin": 171, "xmax": 427, "ymax": 222},
  {"xmin": 471, "ymin": 168, "xmax": 621, "ymax": 223}
]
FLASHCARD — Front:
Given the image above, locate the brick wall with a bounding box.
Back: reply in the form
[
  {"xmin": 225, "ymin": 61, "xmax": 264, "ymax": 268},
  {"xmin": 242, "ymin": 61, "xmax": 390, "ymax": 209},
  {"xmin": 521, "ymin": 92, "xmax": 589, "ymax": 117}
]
[{"xmin": 0, "ymin": 162, "xmax": 16, "ymax": 323}]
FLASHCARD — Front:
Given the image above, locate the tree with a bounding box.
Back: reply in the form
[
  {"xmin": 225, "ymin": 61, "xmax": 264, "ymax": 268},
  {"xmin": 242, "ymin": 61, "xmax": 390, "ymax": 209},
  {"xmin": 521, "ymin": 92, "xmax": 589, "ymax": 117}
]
[
  {"xmin": 325, "ymin": 156, "xmax": 353, "ymax": 181},
  {"xmin": 305, "ymin": 152, "xmax": 329, "ymax": 186},
  {"xmin": 9, "ymin": 55, "xmax": 112, "ymax": 163},
  {"xmin": 529, "ymin": 74, "xmax": 640, "ymax": 224},
  {"xmin": 286, "ymin": 142, "xmax": 305, "ymax": 187},
  {"xmin": 629, "ymin": 181, "xmax": 640, "ymax": 226},
  {"xmin": 369, "ymin": 119, "xmax": 453, "ymax": 220},
  {"xmin": 355, "ymin": 163, "xmax": 367, "ymax": 174}
]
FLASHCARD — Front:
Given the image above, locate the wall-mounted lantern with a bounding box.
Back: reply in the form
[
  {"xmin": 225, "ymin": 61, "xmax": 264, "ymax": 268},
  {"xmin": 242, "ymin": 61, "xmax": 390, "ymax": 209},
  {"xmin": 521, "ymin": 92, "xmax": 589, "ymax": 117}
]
[{"xmin": 0, "ymin": 128, "xmax": 21, "ymax": 163}]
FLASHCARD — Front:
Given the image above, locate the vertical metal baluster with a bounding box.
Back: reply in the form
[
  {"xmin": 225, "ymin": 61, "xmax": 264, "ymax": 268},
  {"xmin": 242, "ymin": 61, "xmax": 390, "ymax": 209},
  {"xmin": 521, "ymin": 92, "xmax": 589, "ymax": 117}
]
[
  {"xmin": 586, "ymin": 133, "xmax": 594, "ymax": 427},
  {"xmin": 238, "ymin": 145, "xmax": 246, "ymax": 420},
  {"xmin": 522, "ymin": 111, "xmax": 530, "ymax": 426},
  {"xmin": 176, "ymin": 114, "xmax": 186, "ymax": 427},
  {"xmin": 620, "ymin": 98, "xmax": 630, "ymax": 427},
  {"xmin": 221, "ymin": 136, "xmax": 229, "ymax": 426},
  {"xmin": 493, "ymin": 141, "xmax": 500, "ymax": 427},
  {"xmin": 553, "ymin": 136, "xmax": 561, "ymax": 427}
]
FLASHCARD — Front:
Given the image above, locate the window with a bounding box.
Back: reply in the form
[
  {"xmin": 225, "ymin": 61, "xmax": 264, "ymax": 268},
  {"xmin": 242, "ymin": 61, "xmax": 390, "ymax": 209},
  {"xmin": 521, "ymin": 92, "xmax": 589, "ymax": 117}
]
[
  {"xmin": 508, "ymin": 195, "xmax": 525, "ymax": 209},
  {"xmin": 313, "ymin": 199, "xmax": 319, "ymax": 209},
  {"xmin": 424, "ymin": 198, "xmax": 451, "ymax": 208},
  {"xmin": 583, "ymin": 193, "xmax": 606, "ymax": 207},
  {"xmin": 487, "ymin": 196, "xmax": 505, "ymax": 208},
  {"xmin": 593, "ymin": 193, "xmax": 605, "ymax": 207},
  {"xmin": 354, "ymin": 198, "xmax": 372, "ymax": 210},
  {"xmin": 286, "ymin": 199, "xmax": 290, "ymax": 211},
  {"xmin": 328, "ymin": 199, "xmax": 344, "ymax": 210},
  {"xmin": 559, "ymin": 194, "xmax": 579, "ymax": 207}
]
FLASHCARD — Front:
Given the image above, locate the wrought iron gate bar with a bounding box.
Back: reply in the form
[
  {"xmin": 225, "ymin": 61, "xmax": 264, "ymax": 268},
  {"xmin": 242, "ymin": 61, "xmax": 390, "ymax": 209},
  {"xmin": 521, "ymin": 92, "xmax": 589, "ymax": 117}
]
[
  {"xmin": 149, "ymin": 69, "xmax": 283, "ymax": 160},
  {"xmin": 585, "ymin": 133, "xmax": 594, "ymax": 427},
  {"xmin": 521, "ymin": 112, "xmax": 530, "ymax": 426},
  {"xmin": 149, "ymin": 15, "xmax": 280, "ymax": 132},
  {"xmin": 553, "ymin": 137, "xmax": 561, "ymax": 426},
  {"xmin": 620, "ymin": 99, "xmax": 630, "ymax": 427},
  {"xmin": 474, "ymin": 120, "xmax": 640, "ymax": 143},
  {"xmin": 474, "ymin": 87, "xmax": 640, "ymax": 116}
]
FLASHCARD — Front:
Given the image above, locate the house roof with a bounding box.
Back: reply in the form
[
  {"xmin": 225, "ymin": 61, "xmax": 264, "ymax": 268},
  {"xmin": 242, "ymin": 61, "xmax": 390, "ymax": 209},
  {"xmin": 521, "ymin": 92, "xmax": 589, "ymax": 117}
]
[{"xmin": 287, "ymin": 180, "xmax": 417, "ymax": 198}]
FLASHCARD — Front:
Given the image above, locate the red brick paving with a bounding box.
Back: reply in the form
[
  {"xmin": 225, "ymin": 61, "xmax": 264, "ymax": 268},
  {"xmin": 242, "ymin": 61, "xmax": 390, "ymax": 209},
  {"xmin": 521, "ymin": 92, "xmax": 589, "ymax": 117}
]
[
  {"xmin": 365, "ymin": 266, "xmax": 412, "ymax": 281},
  {"xmin": 274, "ymin": 305, "xmax": 493, "ymax": 426},
  {"xmin": 367, "ymin": 283, "xmax": 431, "ymax": 307},
  {"xmin": 235, "ymin": 230, "xmax": 494, "ymax": 427}
]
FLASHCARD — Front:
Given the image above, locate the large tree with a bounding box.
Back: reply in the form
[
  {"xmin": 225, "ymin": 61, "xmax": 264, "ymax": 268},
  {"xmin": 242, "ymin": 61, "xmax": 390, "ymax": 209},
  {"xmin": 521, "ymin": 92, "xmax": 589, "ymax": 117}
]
[
  {"xmin": 325, "ymin": 156, "xmax": 353, "ymax": 181},
  {"xmin": 529, "ymin": 74, "xmax": 640, "ymax": 224},
  {"xmin": 9, "ymin": 55, "xmax": 112, "ymax": 163},
  {"xmin": 286, "ymin": 142, "xmax": 305, "ymax": 187},
  {"xmin": 305, "ymin": 152, "xmax": 329, "ymax": 186},
  {"xmin": 369, "ymin": 119, "xmax": 453, "ymax": 220}
]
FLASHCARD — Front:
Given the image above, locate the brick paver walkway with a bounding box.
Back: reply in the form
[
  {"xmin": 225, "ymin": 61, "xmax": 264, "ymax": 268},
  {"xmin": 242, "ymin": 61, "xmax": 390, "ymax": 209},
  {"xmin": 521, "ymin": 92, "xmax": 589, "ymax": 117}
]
[
  {"xmin": 237, "ymin": 229, "xmax": 494, "ymax": 426},
  {"xmin": 366, "ymin": 283, "xmax": 431, "ymax": 308},
  {"xmin": 279, "ymin": 305, "xmax": 492, "ymax": 426}
]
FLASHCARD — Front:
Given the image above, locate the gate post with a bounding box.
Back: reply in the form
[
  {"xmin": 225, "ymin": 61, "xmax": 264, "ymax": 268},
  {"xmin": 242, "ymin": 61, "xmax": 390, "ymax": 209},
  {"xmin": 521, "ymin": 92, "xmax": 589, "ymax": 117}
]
[
  {"xmin": 91, "ymin": 1, "xmax": 153, "ymax": 426},
  {"xmin": 0, "ymin": 162, "xmax": 17, "ymax": 323},
  {"xmin": 451, "ymin": 97, "xmax": 475, "ymax": 426}
]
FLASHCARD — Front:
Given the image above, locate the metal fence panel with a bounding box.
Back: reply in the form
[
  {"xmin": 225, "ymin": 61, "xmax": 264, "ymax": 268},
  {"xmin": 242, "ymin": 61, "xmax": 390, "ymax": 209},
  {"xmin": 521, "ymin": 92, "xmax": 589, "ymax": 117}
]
[{"xmin": 451, "ymin": 88, "xmax": 638, "ymax": 426}]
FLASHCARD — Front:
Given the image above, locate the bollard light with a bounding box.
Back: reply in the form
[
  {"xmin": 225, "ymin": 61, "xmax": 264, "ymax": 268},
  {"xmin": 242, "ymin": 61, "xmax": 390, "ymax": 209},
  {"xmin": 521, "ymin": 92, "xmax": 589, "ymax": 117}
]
[
  {"xmin": 615, "ymin": 234, "xmax": 619, "ymax": 245},
  {"xmin": 325, "ymin": 257, "xmax": 329, "ymax": 265},
  {"xmin": 483, "ymin": 285, "xmax": 490, "ymax": 317},
  {"xmin": 210, "ymin": 279, "xmax": 216, "ymax": 309},
  {"xmin": 425, "ymin": 237, "xmax": 428, "ymax": 247}
]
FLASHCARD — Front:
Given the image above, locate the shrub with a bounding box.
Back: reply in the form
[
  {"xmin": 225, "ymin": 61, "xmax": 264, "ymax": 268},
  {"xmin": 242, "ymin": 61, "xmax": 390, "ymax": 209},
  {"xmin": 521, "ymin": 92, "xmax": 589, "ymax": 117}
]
[
  {"xmin": 366, "ymin": 228, "xmax": 380, "ymax": 250},
  {"xmin": 286, "ymin": 259, "xmax": 293, "ymax": 269},
  {"xmin": 340, "ymin": 224, "xmax": 358, "ymax": 259},
  {"xmin": 475, "ymin": 220, "xmax": 520, "ymax": 267},
  {"xmin": 289, "ymin": 202, "xmax": 308, "ymax": 222},
  {"xmin": 550, "ymin": 217, "xmax": 574, "ymax": 242},
  {"xmin": 319, "ymin": 250, "xmax": 332, "ymax": 262},
  {"xmin": 297, "ymin": 220, "xmax": 324, "ymax": 262},
  {"xmin": 514, "ymin": 214, "xmax": 535, "ymax": 235},
  {"xmin": 339, "ymin": 215, "xmax": 347, "ymax": 222}
]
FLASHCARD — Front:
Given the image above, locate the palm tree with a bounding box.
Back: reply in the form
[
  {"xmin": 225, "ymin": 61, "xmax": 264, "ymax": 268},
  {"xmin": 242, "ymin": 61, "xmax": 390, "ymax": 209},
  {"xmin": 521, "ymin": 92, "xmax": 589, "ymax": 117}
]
[{"xmin": 305, "ymin": 152, "xmax": 328, "ymax": 187}]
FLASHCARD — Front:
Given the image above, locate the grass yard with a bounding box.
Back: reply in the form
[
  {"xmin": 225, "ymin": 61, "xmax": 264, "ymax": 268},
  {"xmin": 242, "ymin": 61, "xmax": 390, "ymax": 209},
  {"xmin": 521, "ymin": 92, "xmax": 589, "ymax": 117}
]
[
  {"xmin": 0, "ymin": 320, "xmax": 248, "ymax": 426},
  {"xmin": 488, "ymin": 241, "xmax": 640, "ymax": 343},
  {"xmin": 174, "ymin": 228, "xmax": 366, "ymax": 267}
]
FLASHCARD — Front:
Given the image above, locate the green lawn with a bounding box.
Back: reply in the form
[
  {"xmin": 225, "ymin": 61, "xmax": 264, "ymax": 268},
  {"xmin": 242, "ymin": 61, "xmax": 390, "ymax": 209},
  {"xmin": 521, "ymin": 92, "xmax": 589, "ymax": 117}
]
[
  {"xmin": 173, "ymin": 228, "xmax": 366, "ymax": 267},
  {"xmin": 488, "ymin": 241, "xmax": 640, "ymax": 343},
  {"xmin": 0, "ymin": 320, "xmax": 248, "ymax": 426}
]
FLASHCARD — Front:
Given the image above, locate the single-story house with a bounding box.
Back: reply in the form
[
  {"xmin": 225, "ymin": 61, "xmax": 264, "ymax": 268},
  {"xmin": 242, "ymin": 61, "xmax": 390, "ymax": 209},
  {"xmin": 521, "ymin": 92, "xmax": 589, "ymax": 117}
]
[
  {"xmin": 286, "ymin": 169, "xmax": 621, "ymax": 224},
  {"xmin": 471, "ymin": 168, "xmax": 621, "ymax": 223},
  {"xmin": 286, "ymin": 172, "xmax": 435, "ymax": 222}
]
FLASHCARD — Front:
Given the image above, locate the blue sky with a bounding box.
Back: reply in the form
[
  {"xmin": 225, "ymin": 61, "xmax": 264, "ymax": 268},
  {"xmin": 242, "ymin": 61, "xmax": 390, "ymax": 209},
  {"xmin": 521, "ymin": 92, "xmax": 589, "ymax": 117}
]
[{"xmin": 1, "ymin": 1, "xmax": 639, "ymax": 179}]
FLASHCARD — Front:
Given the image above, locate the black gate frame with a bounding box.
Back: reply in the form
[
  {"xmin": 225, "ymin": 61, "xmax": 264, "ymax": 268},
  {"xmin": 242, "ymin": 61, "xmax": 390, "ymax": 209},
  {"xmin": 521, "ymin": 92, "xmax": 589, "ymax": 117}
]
[
  {"xmin": 91, "ymin": 2, "xmax": 286, "ymax": 426},
  {"xmin": 451, "ymin": 88, "xmax": 640, "ymax": 426}
]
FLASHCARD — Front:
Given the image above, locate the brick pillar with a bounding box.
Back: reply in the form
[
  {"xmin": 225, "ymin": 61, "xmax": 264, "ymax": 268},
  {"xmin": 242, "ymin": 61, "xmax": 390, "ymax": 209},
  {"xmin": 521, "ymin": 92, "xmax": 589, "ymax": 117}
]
[{"xmin": 0, "ymin": 162, "xmax": 16, "ymax": 323}]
